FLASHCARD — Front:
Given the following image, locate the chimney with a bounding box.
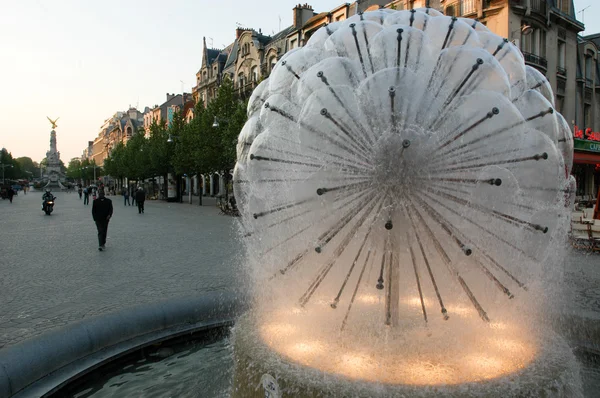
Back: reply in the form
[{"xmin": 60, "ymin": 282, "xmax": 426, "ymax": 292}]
[
  {"xmin": 167, "ymin": 93, "xmax": 175, "ymax": 101},
  {"xmin": 293, "ymin": 3, "xmax": 314, "ymax": 29},
  {"xmin": 236, "ymin": 28, "xmax": 244, "ymax": 39}
]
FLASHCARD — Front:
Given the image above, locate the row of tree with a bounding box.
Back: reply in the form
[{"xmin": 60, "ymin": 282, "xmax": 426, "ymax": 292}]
[
  {"xmin": 102, "ymin": 78, "xmax": 247, "ymax": 200},
  {"xmin": 65, "ymin": 158, "xmax": 102, "ymax": 184},
  {"xmin": 0, "ymin": 148, "xmax": 45, "ymax": 183}
]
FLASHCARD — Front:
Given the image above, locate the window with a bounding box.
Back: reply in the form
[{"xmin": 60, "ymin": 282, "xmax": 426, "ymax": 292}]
[
  {"xmin": 269, "ymin": 56, "xmax": 277, "ymax": 71},
  {"xmin": 126, "ymin": 127, "xmax": 132, "ymax": 136},
  {"xmin": 555, "ymin": 95, "xmax": 564, "ymax": 114},
  {"xmin": 584, "ymin": 104, "xmax": 591, "ymax": 127},
  {"xmin": 336, "ymin": 15, "xmax": 344, "ymax": 21},
  {"xmin": 585, "ymin": 54, "xmax": 593, "ymax": 87},
  {"xmin": 251, "ymin": 66, "xmax": 258, "ymax": 82},
  {"xmin": 557, "ymin": 0, "xmax": 569, "ymax": 13},
  {"xmin": 290, "ymin": 39, "xmax": 297, "ymax": 49},
  {"xmin": 463, "ymin": 0, "xmax": 476, "ymax": 15},
  {"xmin": 238, "ymin": 72, "xmax": 245, "ymax": 87},
  {"xmin": 521, "ymin": 27, "xmax": 546, "ymax": 57},
  {"xmin": 558, "ymin": 40, "xmax": 566, "ymax": 69}
]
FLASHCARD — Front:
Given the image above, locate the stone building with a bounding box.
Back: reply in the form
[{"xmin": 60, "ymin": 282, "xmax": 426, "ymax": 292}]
[
  {"xmin": 192, "ymin": 39, "xmax": 231, "ymax": 106},
  {"xmin": 143, "ymin": 93, "xmax": 192, "ymax": 135},
  {"xmin": 569, "ymin": 34, "xmax": 600, "ymax": 196},
  {"xmin": 88, "ymin": 108, "xmax": 146, "ymax": 167}
]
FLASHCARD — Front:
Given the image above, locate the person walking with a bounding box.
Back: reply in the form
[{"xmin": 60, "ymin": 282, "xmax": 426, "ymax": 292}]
[
  {"xmin": 92, "ymin": 189, "xmax": 113, "ymax": 251},
  {"xmin": 7, "ymin": 187, "xmax": 14, "ymax": 203},
  {"xmin": 135, "ymin": 186, "xmax": 145, "ymax": 214},
  {"xmin": 78, "ymin": 186, "xmax": 82, "ymax": 199},
  {"xmin": 123, "ymin": 187, "xmax": 130, "ymax": 206},
  {"xmin": 83, "ymin": 187, "xmax": 90, "ymax": 205},
  {"xmin": 130, "ymin": 187, "xmax": 136, "ymax": 207}
]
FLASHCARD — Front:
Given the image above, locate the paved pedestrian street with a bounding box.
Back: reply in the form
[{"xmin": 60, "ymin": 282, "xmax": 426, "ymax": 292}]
[
  {"xmin": 1, "ymin": 189, "xmax": 600, "ymax": 351},
  {"xmin": 0, "ymin": 190, "xmax": 242, "ymax": 349}
]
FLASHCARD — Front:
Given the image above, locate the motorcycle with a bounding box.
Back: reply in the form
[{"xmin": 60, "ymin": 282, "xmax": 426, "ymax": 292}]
[{"xmin": 42, "ymin": 196, "xmax": 55, "ymax": 215}]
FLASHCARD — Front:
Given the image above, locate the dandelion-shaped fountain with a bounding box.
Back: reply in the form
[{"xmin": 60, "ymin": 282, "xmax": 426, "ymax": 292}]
[{"xmin": 232, "ymin": 8, "xmax": 580, "ymax": 397}]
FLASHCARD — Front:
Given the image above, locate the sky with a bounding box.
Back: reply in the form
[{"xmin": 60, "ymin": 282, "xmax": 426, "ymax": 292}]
[
  {"xmin": 0, "ymin": 0, "xmax": 345, "ymax": 163},
  {"xmin": 1, "ymin": 0, "xmax": 600, "ymax": 163}
]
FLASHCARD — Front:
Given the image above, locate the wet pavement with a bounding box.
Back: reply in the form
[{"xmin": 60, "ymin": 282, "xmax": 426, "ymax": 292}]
[{"xmin": 0, "ymin": 189, "xmax": 242, "ymax": 349}]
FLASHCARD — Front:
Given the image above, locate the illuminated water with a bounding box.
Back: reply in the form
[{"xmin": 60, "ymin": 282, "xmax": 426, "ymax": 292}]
[{"xmin": 59, "ymin": 328, "xmax": 232, "ymax": 398}]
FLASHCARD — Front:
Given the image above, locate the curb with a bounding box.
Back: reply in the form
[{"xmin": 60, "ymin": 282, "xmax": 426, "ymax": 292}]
[{"xmin": 0, "ymin": 291, "xmax": 248, "ymax": 397}]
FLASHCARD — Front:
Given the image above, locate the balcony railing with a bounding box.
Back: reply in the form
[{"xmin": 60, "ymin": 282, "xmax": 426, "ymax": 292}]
[
  {"xmin": 444, "ymin": 0, "xmax": 476, "ymax": 16},
  {"xmin": 586, "ymin": 78, "xmax": 594, "ymax": 88},
  {"xmin": 511, "ymin": 0, "xmax": 547, "ymax": 16},
  {"xmin": 557, "ymin": 66, "xmax": 567, "ymax": 76},
  {"xmin": 531, "ymin": 0, "xmax": 547, "ymax": 14},
  {"xmin": 522, "ymin": 51, "xmax": 548, "ymax": 70}
]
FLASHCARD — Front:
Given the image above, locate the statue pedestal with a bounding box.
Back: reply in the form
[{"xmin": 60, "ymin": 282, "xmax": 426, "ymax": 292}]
[{"xmin": 232, "ymin": 314, "xmax": 582, "ymax": 398}]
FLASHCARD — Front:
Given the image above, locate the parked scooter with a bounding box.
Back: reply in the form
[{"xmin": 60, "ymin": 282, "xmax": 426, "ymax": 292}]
[{"xmin": 42, "ymin": 190, "xmax": 56, "ymax": 215}]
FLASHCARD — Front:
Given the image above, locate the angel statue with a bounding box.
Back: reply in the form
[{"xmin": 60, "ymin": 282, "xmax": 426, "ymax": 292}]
[{"xmin": 47, "ymin": 117, "xmax": 59, "ymax": 129}]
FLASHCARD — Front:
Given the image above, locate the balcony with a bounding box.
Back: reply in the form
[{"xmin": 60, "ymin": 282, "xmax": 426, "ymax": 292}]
[
  {"xmin": 557, "ymin": 66, "xmax": 567, "ymax": 76},
  {"xmin": 586, "ymin": 78, "xmax": 594, "ymax": 88},
  {"xmin": 511, "ymin": 0, "xmax": 547, "ymax": 17},
  {"xmin": 444, "ymin": 0, "xmax": 476, "ymax": 17},
  {"xmin": 522, "ymin": 51, "xmax": 547, "ymax": 71}
]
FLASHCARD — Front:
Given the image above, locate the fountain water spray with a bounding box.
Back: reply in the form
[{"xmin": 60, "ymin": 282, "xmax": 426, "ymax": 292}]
[{"xmin": 232, "ymin": 7, "xmax": 580, "ymax": 397}]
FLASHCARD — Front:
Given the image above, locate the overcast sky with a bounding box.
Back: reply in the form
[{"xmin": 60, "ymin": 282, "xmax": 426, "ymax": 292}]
[{"xmin": 1, "ymin": 0, "xmax": 599, "ymax": 162}]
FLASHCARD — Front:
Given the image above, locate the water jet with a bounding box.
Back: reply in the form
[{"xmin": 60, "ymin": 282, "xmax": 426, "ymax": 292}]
[{"xmin": 233, "ymin": 7, "xmax": 579, "ymax": 397}]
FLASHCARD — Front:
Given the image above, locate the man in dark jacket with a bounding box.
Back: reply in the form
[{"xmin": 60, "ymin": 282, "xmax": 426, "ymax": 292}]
[
  {"xmin": 7, "ymin": 187, "xmax": 14, "ymax": 203},
  {"xmin": 92, "ymin": 189, "xmax": 113, "ymax": 251},
  {"xmin": 135, "ymin": 186, "xmax": 145, "ymax": 214}
]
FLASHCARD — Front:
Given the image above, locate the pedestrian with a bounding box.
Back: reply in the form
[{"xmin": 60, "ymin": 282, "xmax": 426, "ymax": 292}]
[
  {"xmin": 7, "ymin": 187, "xmax": 14, "ymax": 203},
  {"xmin": 131, "ymin": 187, "xmax": 136, "ymax": 206},
  {"xmin": 78, "ymin": 186, "xmax": 82, "ymax": 199},
  {"xmin": 83, "ymin": 187, "xmax": 90, "ymax": 205},
  {"xmin": 92, "ymin": 187, "xmax": 97, "ymax": 201},
  {"xmin": 123, "ymin": 187, "xmax": 130, "ymax": 206},
  {"xmin": 92, "ymin": 189, "xmax": 113, "ymax": 251},
  {"xmin": 135, "ymin": 186, "xmax": 145, "ymax": 214}
]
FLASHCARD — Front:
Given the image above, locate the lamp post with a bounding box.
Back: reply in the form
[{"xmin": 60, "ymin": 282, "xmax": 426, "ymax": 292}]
[
  {"xmin": 83, "ymin": 162, "xmax": 97, "ymax": 184},
  {"xmin": 212, "ymin": 116, "xmax": 233, "ymax": 201},
  {"xmin": 166, "ymin": 134, "xmax": 182, "ymax": 202},
  {"xmin": 509, "ymin": 24, "xmax": 533, "ymax": 47},
  {"xmin": 1, "ymin": 163, "xmax": 14, "ymax": 185}
]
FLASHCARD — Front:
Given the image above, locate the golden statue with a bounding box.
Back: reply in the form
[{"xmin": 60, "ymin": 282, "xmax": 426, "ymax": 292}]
[{"xmin": 47, "ymin": 116, "xmax": 60, "ymax": 129}]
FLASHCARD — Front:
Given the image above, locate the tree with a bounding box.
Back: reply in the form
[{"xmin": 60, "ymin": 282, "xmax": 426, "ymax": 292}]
[
  {"xmin": 208, "ymin": 77, "xmax": 248, "ymax": 200},
  {"xmin": 66, "ymin": 158, "xmax": 82, "ymax": 181},
  {"xmin": 15, "ymin": 157, "xmax": 39, "ymax": 180},
  {"xmin": 147, "ymin": 118, "xmax": 173, "ymax": 199},
  {"xmin": 173, "ymin": 101, "xmax": 211, "ymax": 204},
  {"xmin": 0, "ymin": 148, "xmax": 19, "ymax": 182}
]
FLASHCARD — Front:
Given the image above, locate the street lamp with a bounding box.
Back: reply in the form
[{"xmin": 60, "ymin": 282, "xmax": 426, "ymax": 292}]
[
  {"xmin": 510, "ymin": 24, "xmax": 533, "ymax": 47},
  {"xmin": 167, "ymin": 134, "xmax": 178, "ymax": 143},
  {"xmin": 1, "ymin": 164, "xmax": 14, "ymax": 185},
  {"xmin": 83, "ymin": 163, "xmax": 98, "ymax": 183},
  {"xmin": 167, "ymin": 134, "xmax": 184, "ymax": 202}
]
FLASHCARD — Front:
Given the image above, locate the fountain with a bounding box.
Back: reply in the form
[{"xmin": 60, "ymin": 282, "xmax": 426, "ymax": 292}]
[{"xmin": 232, "ymin": 7, "xmax": 580, "ymax": 397}]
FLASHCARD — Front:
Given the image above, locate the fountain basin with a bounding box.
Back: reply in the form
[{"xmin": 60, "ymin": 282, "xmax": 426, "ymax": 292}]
[{"xmin": 232, "ymin": 313, "xmax": 582, "ymax": 397}]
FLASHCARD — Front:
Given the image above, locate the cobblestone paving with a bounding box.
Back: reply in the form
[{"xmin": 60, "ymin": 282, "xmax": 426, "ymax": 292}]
[
  {"xmin": 1, "ymin": 190, "xmax": 599, "ymax": 350},
  {"xmin": 0, "ymin": 190, "xmax": 243, "ymax": 349},
  {"xmin": 562, "ymin": 249, "xmax": 600, "ymax": 321}
]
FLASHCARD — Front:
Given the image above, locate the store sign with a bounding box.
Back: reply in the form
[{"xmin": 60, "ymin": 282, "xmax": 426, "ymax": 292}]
[
  {"xmin": 574, "ymin": 126, "xmax": 600, "ymax": 141},
  {"xmin": 574, "ymin": 138, "xmax": 600, "ymax": 153}
]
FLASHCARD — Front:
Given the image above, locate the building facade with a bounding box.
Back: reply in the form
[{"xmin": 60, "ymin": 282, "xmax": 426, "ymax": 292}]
[
  {"xmin": 88, "ymin": 108, "xmax": 146, "ymax": 167},
  {"xmin": 143, "ymin": 93, "xmax": 192, "ymax": 135}
]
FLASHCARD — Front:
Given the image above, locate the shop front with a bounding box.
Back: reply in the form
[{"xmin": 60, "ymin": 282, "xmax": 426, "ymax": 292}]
[{"xmin": 572, "ymin": 136, "xmax": 600, "ymax": 197}]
